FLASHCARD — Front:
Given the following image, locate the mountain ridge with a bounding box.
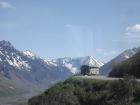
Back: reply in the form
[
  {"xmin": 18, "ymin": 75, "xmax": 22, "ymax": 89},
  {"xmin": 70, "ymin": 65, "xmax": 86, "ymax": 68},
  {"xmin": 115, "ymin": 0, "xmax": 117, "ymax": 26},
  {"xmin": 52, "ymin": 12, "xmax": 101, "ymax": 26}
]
[
  {"xmin": 109, "ymin": 49, "xmax": 140, "ymax": 78},
  {"xmin": 100, "ymin": 47, "xmax": 140, "ymax": 75}
]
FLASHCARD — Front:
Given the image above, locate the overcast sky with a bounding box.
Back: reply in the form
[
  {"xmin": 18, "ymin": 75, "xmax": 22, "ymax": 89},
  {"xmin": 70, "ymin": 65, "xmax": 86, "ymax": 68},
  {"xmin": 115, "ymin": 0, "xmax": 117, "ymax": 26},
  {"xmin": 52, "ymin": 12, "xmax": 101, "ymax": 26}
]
[{"xmin": 0, "ymin": 0, "xmax": 140, "ymax": 62}]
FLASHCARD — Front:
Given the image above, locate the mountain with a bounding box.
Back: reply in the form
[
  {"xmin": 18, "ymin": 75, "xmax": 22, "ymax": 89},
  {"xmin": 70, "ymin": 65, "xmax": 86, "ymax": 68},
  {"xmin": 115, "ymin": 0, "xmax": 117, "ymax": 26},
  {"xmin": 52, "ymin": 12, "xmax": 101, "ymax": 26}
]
[
  {"xmin": 0, "ymin": 40, "xmax": 73, "ymax": 88},
  {"xmin": 109, "ymin": 50, "xmax": 140, "ymax": 78},
  {"xmin": 0, "ymin": 40, "xmax": 103, "ymax": 104},
  {"xmin": 100, "ymin": 47, "xmax": 140, "ymax": 76},
  {"xmin": 45, "ymin": 56, "xmax": 104, "ymax": 74}
]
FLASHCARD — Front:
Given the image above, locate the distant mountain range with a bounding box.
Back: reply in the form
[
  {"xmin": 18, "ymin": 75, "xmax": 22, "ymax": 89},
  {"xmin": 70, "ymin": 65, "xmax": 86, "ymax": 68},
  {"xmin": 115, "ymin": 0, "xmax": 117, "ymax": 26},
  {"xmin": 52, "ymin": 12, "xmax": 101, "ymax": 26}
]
[
  {"xmin": 100, "ymin": 47, "xmax": 140, "ymax": 75},
  {"xmin": 45, "ymin": 56, "xmax": 104, "ymax": 74},
  {"xmin": 0, "ymin": 40, "xmax": 103, "ymax": 104}
]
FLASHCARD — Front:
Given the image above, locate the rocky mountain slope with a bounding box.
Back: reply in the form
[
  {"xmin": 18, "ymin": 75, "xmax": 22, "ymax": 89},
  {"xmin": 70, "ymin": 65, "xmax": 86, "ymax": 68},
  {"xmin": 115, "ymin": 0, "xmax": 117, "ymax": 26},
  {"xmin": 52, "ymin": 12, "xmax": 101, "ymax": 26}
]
[{"xmin": 100, "ymin": 47, "xmax": 140, "ymax": 75}]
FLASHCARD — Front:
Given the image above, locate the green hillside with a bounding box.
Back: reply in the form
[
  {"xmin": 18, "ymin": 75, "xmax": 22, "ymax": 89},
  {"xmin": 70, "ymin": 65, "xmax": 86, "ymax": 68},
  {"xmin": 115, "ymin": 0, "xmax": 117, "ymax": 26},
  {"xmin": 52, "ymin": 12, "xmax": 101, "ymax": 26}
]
[
  {"xmin": 109, "ymin": 51, "xmax": 140, "ymax": 78},
  {"xmin": 28, "ymin": 77, "xmax": 140, "ymax": 105}
]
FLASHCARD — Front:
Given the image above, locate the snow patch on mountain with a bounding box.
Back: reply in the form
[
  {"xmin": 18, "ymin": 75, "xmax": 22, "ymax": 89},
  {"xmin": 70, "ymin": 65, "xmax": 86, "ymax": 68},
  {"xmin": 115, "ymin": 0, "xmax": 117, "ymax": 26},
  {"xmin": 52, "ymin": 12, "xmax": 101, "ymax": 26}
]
[
  {"xmin": 6, "ymin": 55, "xmax": 31, "ymax": 71},
  {"xmin": 44, "ymin": 60, "xmax": 58, "ymax": 66},
  {"xmin": 0, "ymin": 51, "xmax": 4, "ymax": 56},
  {"xmin": 23, "ymin": 50, "xmax": 36, "ymax": 59}
]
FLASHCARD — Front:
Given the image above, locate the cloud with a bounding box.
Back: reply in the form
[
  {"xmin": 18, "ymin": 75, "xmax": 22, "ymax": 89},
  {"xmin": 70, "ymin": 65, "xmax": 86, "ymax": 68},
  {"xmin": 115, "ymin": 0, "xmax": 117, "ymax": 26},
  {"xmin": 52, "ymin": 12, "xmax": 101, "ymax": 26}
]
[
  {"xmin": 112, "ymin": 24, "xmax": 140, "ymax": 43},
  {"xmin": 111, "ymin": 24, "xmax": 140, "ymax": 43},
  {"xmin": 126, "ymin": 24, "xmax": 140, "ymax": 32},
  {"xmin": 0, "ymin": 0, "xmax": 15, "ymax": 9},
  {"xmin": 125, "ymin": 24, "xmax": 140, "ymax": 39}
]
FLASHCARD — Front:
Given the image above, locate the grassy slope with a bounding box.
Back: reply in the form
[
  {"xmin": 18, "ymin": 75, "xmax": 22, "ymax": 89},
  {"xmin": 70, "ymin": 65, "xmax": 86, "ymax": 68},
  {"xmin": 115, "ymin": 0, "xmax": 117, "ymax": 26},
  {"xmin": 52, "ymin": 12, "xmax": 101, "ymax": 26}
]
[{"xmin": 28, "ymin": 76, "xmax": 140, "ymax": 105}]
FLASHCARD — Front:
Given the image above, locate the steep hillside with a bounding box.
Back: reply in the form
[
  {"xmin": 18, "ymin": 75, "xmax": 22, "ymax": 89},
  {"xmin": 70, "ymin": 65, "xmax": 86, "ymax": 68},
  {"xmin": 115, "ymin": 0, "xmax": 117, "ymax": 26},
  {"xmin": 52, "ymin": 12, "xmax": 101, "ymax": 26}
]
[
  {"xmin": 109, "ymin": 50, "xmax": 140, "ymax": 78},
  {"xmin": 100, "ymin": 47, "xmax": 140, "ymax": 75}
]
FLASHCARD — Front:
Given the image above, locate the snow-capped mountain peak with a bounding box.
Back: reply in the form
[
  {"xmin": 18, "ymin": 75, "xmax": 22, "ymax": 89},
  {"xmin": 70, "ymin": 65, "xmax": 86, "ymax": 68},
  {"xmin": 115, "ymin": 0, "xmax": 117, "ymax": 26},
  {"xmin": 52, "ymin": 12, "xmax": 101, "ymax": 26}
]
[
  {"xmin": 0, "ymin": 41, "xmax": 32, "ymax": 71},
  {"xmin": 0, "ymin": 40, "xmax": 104, "ymax": 74},
  {"xmin": 85, "ymin": 56, "xmax": 104, "ymax": 67}
]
